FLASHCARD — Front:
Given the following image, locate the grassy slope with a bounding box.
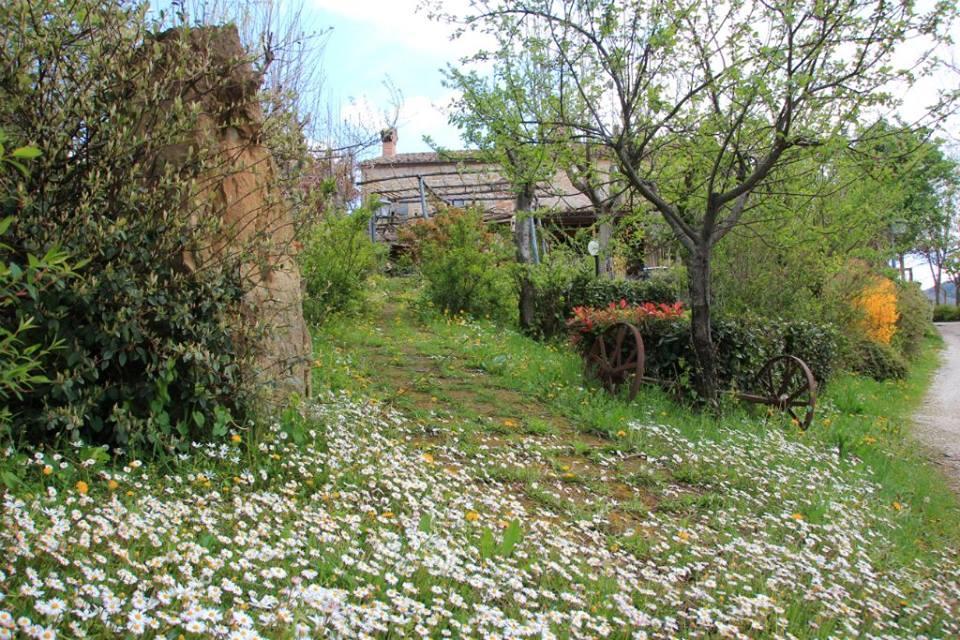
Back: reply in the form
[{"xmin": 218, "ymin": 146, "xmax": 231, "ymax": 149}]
[
  {"xmin": 1, "ymin": 276, "xmax": 959, "ymax": 638},
  {"xmin": 316, "ymin": 278, "xmax": 960, "ymax": 565}
]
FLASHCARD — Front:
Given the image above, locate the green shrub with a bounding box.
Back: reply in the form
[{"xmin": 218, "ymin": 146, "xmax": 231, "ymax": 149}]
[
  {"xmin": 777, "ymin": 319, "xmax": 841, "ymax": 386},
  {"xmin": 527, "ymin": 247, "xmax": 592, "ymax": 339},
  {"xmin": 933, "ymin": 304, "xmax": 960, "ymax": 322},
  {"xmin": 0, "ymin": 222, "xmax": 75, "ymax": 423},
  {"xmin": 0, "ymin": 136, "xmax": 80, "ymax": 425},
  {"xmin": 893, "ymin": 281, "xmax": 933, "ymax": 357},
  {"xmin": 569, "ymin": 272, "xmax": 681, "ymax": 308},
  {"xmin": 414, "ymin": 209, "xmax": 516, "ymax": 320},
  {"xmin": 849, "ymin": 339, "xmax": 908, "ymax": 381},
  {"xmin": 0, "ymin": 3, "xmax": 304, "ymax": 450},
  {"xmin": 299, "ymin": 207, "xmax": 384, "ymax": 323},
  {"xmin": 572, "ymin": 313, "xmax": 839, "ymax": 394},
  {"xmin": 527, "ymin": 268, "xmax": 683, "ymax": 340}
]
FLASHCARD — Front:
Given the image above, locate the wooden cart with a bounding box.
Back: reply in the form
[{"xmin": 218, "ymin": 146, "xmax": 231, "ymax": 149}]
[{"xmin": 584, "ymin": 321, "xmax": 818, "ymax": 429}]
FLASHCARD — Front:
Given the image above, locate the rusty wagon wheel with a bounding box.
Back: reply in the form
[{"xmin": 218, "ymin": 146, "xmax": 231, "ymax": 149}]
[
  {"xmin": 750, "ymin": 355, "xmax": 818, "ymax": 430},
  {"xmin": 585, "ymin": 322, "xmax": 645, "ymax": 400}
]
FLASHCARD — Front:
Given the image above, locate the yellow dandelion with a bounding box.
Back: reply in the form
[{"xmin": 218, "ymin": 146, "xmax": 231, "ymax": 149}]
[
  {"xmin": 75, "ymin": 480, "xmax": 89, "ymax": 495},
  {"xmin": 892, "ymin": 501, "xmax": 903, "ymax": 511},
  {"xmin": 791, "ymin": 513, "xmax": 805, "ymax": 521},
  {"xmin": 230, "ymin": 434, "xmax": 242, "ymax": 444},
  {"xmin": 422, "ymin": 453, "xmax": 435, "ymax": 464},
  {"xmin": 465, "ymin": 510, "xmax": 480, "ymax": 522},
  {"xmin": 678, "ymin": 530, "xmax": 690, "ymax": 541},
  {"xmin": 616, "ymin": 430, "xmax": 627, "ymax": 438},
  {"xmin": 107, "ymin": 479, "xmax": 119, "ymax": 491},
  {"xmin": 42, "ymin": 465, "xmax": 53, "ymax": 476},
  {"xmin": 502, "ymin": 418, "xmax": 518, "ymax": 428}
]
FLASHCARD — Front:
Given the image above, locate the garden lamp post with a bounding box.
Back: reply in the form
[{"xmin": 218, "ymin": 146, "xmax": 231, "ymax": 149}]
[{"xmin": 588, "ymin": 239, "xmax": 601, "ymax": 277}]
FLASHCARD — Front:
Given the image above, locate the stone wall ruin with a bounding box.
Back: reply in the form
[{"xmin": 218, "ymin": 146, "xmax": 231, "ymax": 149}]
[{"xmin": 151, "ymin": 25, "xmax": 312, "ymax": 399}]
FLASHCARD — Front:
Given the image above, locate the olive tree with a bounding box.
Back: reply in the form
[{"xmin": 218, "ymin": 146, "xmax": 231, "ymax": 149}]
[{"xmin": 451, "ymin": 0, "xmax": 957, "ymax": 400}]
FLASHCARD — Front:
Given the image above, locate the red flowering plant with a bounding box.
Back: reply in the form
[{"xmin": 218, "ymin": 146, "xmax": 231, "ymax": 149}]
[{"xmin": 566, "ymin": 299, "xmax": 686, "ymax": 349}]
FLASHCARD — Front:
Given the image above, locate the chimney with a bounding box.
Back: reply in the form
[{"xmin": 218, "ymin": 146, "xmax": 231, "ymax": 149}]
[{"xmin": 381, "ymin": 128, "xmax": 397, "ymax": 158}]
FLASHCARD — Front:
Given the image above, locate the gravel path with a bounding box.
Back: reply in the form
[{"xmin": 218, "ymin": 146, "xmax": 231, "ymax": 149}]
[{"xmin": 914, "ymin": 322, "xmax": 960, "ymax": 490}]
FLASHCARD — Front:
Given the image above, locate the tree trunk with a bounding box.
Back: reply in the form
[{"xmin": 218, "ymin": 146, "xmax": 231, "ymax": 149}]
[
  {"xmin": 515, "ymin": 185, "xmax": 536, "ymax": 332},
  {"xmin": 598, "ymin": 220, "xmax": 614, "ymax": 277},
  {"xmin": 685, "ymin": 244, "xmax": 718, "ymax": 403}
]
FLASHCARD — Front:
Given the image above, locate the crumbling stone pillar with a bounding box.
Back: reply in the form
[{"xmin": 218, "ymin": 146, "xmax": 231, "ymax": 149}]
[{"xmin": 151, "ymin": 25, "xmax": 312, "ymax": 399}]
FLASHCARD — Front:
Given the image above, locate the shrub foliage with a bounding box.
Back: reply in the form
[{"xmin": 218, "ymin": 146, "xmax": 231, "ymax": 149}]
[
  {"xmin": 299, "ymin": 207, "xmax": 384, "ymax": 323},
  {"xmin": 849, "ymin": 339, "xmax": 909, "ymax": 381},
  {"xmin": 855, "ymin": 276, "xmax": 899, "ymax": 345},
  {"xmin": 568, "ymin": 310, "xmax": 839, "ymax": 393},
  {"xmin": 933, "ymin": 304, "xmax": 960, "ymax": 322},
  {"xmin": 893, "ymin": 281, "xmax": 933, "ymax": 358},
  {"xmin": 0, "ymin": 1, "xmax": 302, "ymax": 449},
  {"xmin": 527, "ymin": 251, "xmax": 682, "ymax": 340},
  {"xmin": 401, "ymin": 208, "xmax": 516, "ymax": 320}
]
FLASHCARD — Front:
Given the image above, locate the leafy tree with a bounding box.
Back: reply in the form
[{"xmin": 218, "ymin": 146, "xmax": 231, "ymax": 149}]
[
  {"xmin": 946, "ymin": 253, "xmax": 960, "ymax": 306},
  {"xmin": 452, "ymin": 0, "xmax": 957, "ymax": 401},
  {"xmin": 912, "ymin": 164, "xmax": 959, "ymax": 305},
  {"xmin": 713, "ymin": 127, "xmax": 957, "ymax": 326},
  {"xmin": 444, "ymin": 45, "xmax": 561, "ymax": 331}
]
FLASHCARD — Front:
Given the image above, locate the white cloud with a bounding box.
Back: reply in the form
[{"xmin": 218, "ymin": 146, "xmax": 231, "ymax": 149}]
[
  {"xmin": 308, "ymin": 0, "xmax": 489, "ymax": 58},
  {"xmin": 396, "ymin": 91, "xmax": 465, "ymax": 151},
  {"xmin": 340, "ymin": 90, "xmax": 465, "ymax": 154}
]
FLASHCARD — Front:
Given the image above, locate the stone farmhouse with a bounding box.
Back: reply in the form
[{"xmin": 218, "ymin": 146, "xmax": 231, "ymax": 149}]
[{"xmin": 357, "ymin": 128, "xmax": 674, "ymax": 272}]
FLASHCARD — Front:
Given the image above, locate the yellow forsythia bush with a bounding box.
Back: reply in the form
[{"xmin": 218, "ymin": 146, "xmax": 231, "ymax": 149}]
[{"xmin": 855, "ymin": 277, "xmax": 899, "ymax": 344}]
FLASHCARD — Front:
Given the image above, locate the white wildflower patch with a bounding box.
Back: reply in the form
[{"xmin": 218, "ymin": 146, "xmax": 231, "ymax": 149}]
[{"xmin": 0, "ymin": 393, "xmax": 958, "ymax": 638}]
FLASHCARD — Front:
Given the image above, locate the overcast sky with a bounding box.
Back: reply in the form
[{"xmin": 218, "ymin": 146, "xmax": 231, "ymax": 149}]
[
  {"xmin": 312, "ymin": 0, "xmax": 959, "ymax": 156},
  {"xmin": 309, "ymin": 0, "xmax": 475, "ymax": 155}
]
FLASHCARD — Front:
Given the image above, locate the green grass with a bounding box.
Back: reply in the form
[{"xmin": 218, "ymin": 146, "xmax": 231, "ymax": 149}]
[
  {"xmin": 313, "ymin": 277, "xmax": 960, "ymax": 565},
  {"xmin": 4, "ymin": 275, "xmax": 957, "ymax": 638}
]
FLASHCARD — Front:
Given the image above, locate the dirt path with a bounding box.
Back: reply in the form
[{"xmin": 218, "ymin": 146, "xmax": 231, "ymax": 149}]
[{"xmin": 914, "ymin": 322, "xmax": 960, "ymax": 490}]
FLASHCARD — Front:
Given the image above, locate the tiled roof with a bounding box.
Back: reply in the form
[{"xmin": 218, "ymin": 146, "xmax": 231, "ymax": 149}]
[{"xmin": 360, "ymin": 150, "xmax": 486, "ymax": 167}]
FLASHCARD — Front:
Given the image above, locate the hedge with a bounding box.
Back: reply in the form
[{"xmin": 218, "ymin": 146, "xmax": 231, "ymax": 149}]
[
  {"xmin": 933, "ymin": 304, "xmax": 960, "ymax": 322},
  {"xmin": 571, "ymin": 313, "xmax": 840, "ymax": 394},
  {"xmin": 530, "ymin": 271, "xmax": 682, "ymax": 339}
]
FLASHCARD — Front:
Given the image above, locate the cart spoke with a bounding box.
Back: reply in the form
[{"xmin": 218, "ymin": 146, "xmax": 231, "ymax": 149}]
[
  {"xmin": 787, "ymin": 384, "xmax": 808, "ymax": 403},
  {"xmin": 613, "ymin": 325, "xmax": 626, "ymax": 355},
  {"xmin": 777, "ymin": 360, "xmax": 795, "ymax": 397}
]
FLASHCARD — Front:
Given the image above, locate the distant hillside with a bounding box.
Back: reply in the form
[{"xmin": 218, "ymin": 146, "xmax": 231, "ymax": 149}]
[{"xmin": 925, "ymin": 281, "xmax": 957, "ymax": 304}]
